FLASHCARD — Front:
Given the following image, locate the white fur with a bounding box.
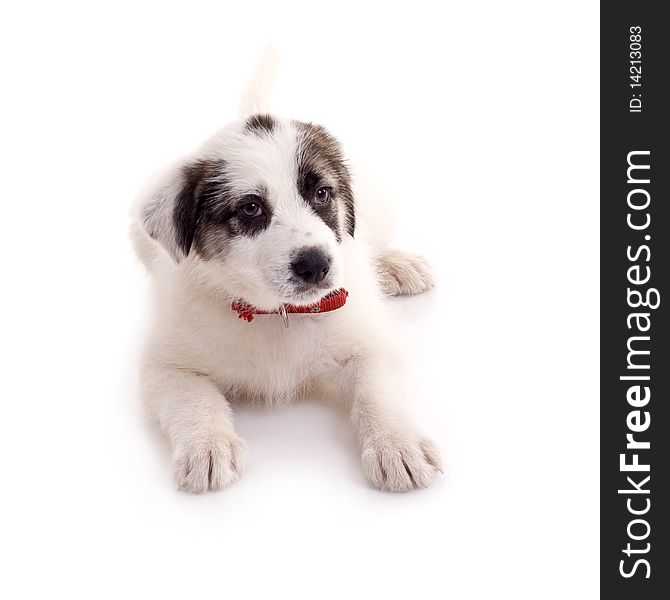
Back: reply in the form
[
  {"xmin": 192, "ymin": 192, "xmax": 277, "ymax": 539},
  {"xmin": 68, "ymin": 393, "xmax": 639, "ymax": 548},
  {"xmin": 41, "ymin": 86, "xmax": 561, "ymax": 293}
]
[
  {"xmin": 131, "ymin": 57, "xmax": 441, "ymax": 493},
  {"xmin": 238, "ymin": 43, "xmax": 281, "ymax": 117}
]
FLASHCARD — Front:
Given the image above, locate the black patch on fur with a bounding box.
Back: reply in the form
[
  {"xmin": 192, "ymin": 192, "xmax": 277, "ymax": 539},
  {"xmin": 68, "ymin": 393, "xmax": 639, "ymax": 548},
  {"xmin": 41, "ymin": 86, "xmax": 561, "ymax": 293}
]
[
  {"xmin": 172, "ymin": 159, "xmax": 272, "ymax": 259},
  {"xmin": 245, "ymin": 113, "xmax": 276, "ymax": 136},
  {"xmin": 298, "ymin": 168, "xmax": 341, "ymax": 241},
  {"xmin": 172, "ymin": 160, "xmax": 216, "ymax": 257},
  {"xmin": 295, "ymin": 121, "xmax": 355, "ymax": 240}
]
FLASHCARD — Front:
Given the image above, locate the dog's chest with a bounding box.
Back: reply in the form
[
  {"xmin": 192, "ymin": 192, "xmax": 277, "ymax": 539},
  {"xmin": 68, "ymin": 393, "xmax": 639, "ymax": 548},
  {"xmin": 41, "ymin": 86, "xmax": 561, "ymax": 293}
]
[{"xmin": 194, "ymin": 314, "xmax": 340, "ymax": 403}]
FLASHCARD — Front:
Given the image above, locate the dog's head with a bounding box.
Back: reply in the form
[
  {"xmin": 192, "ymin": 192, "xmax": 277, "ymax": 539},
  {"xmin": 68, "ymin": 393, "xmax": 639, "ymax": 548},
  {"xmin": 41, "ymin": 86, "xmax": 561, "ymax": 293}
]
[{"xmin": 141, "ymin": 114, "xmax": 355, "ymax": 309}]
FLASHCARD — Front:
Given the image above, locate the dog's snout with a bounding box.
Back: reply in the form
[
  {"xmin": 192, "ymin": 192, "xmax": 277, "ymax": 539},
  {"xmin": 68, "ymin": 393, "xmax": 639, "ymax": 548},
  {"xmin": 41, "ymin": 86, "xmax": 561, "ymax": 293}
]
[{"xmin": 291, "ymin": 247, "xmax": 331, "ymax": 284}]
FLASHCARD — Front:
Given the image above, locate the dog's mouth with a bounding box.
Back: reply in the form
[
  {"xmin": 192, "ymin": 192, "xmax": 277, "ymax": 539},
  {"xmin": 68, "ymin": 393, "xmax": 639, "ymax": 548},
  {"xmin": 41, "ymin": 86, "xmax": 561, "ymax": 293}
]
[
  {"xmin": 278, "ymin": 274, "xmax": 339, "ymax": 305},
  {"xmin": 280, "ymin": 285, "xmax": 339, "ymax": 306}
]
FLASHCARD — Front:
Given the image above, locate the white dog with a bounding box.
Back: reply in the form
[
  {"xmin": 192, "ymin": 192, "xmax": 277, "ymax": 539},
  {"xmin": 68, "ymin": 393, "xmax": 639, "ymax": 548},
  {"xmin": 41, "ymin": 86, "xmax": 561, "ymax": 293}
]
[{"xmin": 131, "ymin": 50, "xmax": 441, "ymax": 493}]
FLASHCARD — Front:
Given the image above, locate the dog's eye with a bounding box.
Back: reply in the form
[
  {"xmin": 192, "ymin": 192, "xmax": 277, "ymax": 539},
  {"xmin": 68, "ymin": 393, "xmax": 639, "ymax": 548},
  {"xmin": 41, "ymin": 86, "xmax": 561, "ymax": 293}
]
[
  {"xmin": 314, "ymin": 187, "xmax": 330, "ymax": 205},
  {"xmin": 239, "ymin": 202, "xmax": 263, "ymax": 218}
]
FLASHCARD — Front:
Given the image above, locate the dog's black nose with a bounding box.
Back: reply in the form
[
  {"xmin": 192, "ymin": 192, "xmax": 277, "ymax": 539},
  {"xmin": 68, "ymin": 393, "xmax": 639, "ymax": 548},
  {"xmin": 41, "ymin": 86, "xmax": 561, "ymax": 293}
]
[{"xmin": 291, "ymin": 247, "xmax": 331, "ymax": 284}]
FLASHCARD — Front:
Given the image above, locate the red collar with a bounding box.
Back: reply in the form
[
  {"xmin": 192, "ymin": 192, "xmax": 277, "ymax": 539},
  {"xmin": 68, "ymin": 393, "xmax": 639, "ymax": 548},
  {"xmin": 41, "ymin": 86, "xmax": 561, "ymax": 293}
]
[{"xmin": 231, "ymin": 288, "xmax": 349, "ymax": 325}]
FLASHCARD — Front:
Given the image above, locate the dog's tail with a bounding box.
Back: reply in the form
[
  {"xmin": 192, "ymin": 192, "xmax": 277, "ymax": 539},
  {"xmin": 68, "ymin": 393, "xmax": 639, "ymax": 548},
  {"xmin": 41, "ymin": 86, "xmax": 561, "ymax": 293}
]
[{"xmin": 239, "ymin": 43, "xmax": 281, "ymax": 117}]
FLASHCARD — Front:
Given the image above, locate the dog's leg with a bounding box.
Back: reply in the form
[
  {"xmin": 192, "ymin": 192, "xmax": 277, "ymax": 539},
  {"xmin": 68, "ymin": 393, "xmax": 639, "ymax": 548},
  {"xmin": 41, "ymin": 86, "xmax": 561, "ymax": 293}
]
[
  {"xmin": 141, "ymin": 361, "xmax": 247, "ymax": 493},
  {"xmin": 346, "ymin": 358, "xmax": 442, "ymax": 491},
  {"xmin": 375, "ymin": 248, "xmax": 435, "ymax": 296}
]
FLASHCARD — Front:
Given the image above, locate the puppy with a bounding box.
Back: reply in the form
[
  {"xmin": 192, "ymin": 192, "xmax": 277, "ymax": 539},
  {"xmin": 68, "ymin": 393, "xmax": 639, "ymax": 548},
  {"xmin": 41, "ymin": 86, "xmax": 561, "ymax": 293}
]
[{"xmin": 131, "ymin": 52, "xmax": 441, "ymax": 493}]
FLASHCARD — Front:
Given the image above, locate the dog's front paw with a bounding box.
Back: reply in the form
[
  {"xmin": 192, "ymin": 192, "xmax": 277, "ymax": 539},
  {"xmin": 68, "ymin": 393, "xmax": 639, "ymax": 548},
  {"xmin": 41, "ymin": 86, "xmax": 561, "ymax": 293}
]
[
  {"xmin": 361, "ymin": 434, "xmax": 442, "ymax": 492},
  {"xmin": 376, "ymin": 249, "xmax": 435, "ymax": 296},
  {"xmin": 174, "ymin": 434, "xmax": 248, "ymax": 494}
]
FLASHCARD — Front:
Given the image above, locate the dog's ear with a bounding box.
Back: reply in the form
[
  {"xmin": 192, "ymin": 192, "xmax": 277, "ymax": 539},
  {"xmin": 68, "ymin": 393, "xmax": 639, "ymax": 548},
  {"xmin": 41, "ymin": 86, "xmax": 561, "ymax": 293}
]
[
  {"xmin": 139, "ymin": 160, "xmax": 213, "ymax": 262},
  {"xmin": 343, "ymin": 189, "xmax": 355, "ymax": 238}
]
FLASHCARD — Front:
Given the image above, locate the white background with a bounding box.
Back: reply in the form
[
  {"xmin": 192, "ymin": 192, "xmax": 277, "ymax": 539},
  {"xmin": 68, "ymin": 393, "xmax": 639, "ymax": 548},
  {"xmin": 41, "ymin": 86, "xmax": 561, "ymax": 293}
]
[{"xmin": 0, "ymin": 1, "xmax": 599, "ymax": 598}]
